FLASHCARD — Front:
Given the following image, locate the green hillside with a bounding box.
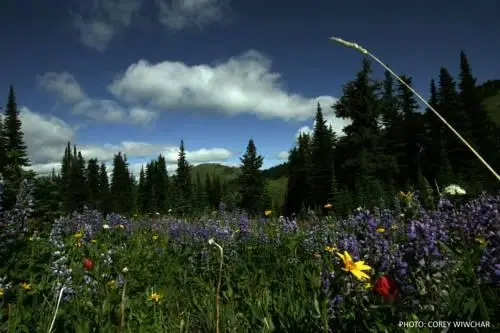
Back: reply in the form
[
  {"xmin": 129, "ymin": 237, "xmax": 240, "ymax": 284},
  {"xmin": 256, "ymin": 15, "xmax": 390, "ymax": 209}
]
[
  {"xmin": 479, "ymin": 79, "xmax": 500, "ymax": 125},
  {"xmin": 191, "ymin": 163, "xmax": 288, "ymax": 209}
]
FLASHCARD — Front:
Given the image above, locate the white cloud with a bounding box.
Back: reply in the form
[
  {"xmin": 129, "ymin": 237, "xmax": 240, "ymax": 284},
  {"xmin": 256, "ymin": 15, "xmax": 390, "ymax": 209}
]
[
  {"xmin": 295, "ymin": 112, "xmax": 351, "ymax": 138},
  {"xmin": 72, "ymin": 0, "xmax": 142, "ymax": 51},
  {"xmin": 37, "ymin": 72, "xmax": 87, "ymax": 103},
  {"xmin": 20, "ymin": 107, "xmax": 76, "ymax": 166},
  {"xmin": 276, "ymin": 151, "xmax": 289, "ymax": 160},
  {"xmin": 18, "ymin": 112, "xmax": 233, "ymax": 176},
  {"xmin": 108, "ymin": 50, "xmax": 338, "ymax": 122},
  {"xmin": 38, "ymin": 71, "xmax": 158, "ymax": 125},
  {"xmin": 156, "ymin": 0, "xmax": 231, "ymax": 30}
]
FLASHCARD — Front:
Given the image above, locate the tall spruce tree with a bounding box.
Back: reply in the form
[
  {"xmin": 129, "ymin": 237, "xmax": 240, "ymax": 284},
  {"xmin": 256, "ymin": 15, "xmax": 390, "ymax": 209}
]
[
  {"xmin": 458, "ymin": 51, "xmax": 499, "ymax": 190},
  {"xmin": 438, "ymin": 67, "xmax": 470, "ymax": 183},
  {"xmin": 86, "ymin": 158, "xmax": 100, "ymax": 210},
  {"xmin": 0, "ymin": 115, "xmax": 5, "ymax": 173},
  {"xmin": 310, "ymin": 103, "xmax": 333, "ymax": 210},
  {"xmin": 175, "ymin": 140, "xmax": 192, "ymax": 213},
  {"xmin": 110, "ymin": 152, "xmax": 133, "ymax": 215},
  {"xmin": 3, "ymin": 86, "xmax": 29, "ymax": 167},
  {"xmin": 238, "ymin": 139, "xmax": 264, "ymax": 216},
  {"xmin": 333, "ymin": 58, "xmax": 382, "ymax": 208},
  {"xmin": 98, "ymin": 163, "xmax": 111, "ymax": 215}
]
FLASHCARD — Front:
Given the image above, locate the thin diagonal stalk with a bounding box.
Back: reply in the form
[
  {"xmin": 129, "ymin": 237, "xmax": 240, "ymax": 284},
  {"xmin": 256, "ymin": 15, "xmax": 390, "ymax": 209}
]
[{"xmin": 330, "ymin": 36, "xmax": 500, "ymax": 183}]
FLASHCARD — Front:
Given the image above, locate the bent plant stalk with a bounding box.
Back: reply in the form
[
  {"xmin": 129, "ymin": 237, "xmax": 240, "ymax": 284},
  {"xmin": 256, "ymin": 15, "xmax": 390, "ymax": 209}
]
[{"xmin": 330, "ymin": 36, "xmax": 500, "ymax": 183}]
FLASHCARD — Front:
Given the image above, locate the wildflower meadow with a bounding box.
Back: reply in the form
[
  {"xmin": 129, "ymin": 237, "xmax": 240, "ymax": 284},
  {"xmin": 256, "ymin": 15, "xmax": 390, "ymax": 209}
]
[{"xmin": 0, "ymin": 178, "xmax": 499, "ymax": 332}]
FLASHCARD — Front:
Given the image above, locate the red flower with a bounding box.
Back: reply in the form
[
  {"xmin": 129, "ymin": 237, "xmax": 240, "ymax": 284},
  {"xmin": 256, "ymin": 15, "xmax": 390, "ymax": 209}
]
[
  {"xmin": 374, "ymin": 275, "xmax": 398, "ymax": 301},
  {"xmin": 83, "ymin": 258, "xmax": 93, "ymax": 271}
]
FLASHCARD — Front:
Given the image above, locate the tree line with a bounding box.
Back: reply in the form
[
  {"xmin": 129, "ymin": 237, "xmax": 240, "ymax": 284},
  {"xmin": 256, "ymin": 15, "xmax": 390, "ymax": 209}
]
[
  {"xmin": 1, "ymin": 51, "xmax": 500, "ymax": 221},
  {"xmin": 284, "ymin": 52, "xmax": 500, "ymax": 217}
]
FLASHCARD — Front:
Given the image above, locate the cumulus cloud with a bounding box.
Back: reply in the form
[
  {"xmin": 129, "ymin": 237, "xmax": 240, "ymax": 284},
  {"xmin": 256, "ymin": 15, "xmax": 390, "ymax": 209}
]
[
  {"xmin": 276, "ymin": 151, "xmax": 289, "ymax": 160},
  {"xmin": 72, "ymin": 0, "xmax": 142, "ymax": 51},
  {"xmin": 38, "ymin": 72, "xmax": 159, "ymax": 125},
  {"xmin": 20, "ymin": 107, "xmax": 76, "ymax": 166},
  {"xmin": 108, "ymin": 50, "xmax": 338, "ymax": 122},
  {"xmin": 37, "ymin": 72, "xmax": 87, "ymax": 103},
  {"xmin": 19, "ymin": 109, "xmax": 233, "ymax": 176},
  {"xmin": 295, "ymin": 111, "xmax": 351, "ymax": 138},
  {"xmin": 156, "ymin": 0, "xmax": 231, "ymax": 30}
]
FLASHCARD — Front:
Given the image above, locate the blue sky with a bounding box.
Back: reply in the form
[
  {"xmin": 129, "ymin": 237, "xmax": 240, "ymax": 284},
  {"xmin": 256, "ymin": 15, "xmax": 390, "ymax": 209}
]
[{"xmin": 1, "ymin": 0, "xmax": 499, "ymax": 175}]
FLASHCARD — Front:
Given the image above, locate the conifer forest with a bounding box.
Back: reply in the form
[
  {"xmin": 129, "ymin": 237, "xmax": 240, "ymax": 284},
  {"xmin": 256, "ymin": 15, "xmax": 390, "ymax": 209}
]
[{"xmin": 1, "ymin": 54, "xmax": 499, "ymax": 332}]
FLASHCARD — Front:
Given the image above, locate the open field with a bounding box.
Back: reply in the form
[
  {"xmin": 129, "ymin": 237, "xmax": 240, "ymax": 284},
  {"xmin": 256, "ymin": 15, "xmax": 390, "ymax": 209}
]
[{"xmin": 1, "ymin": 182, "xmax": 499, "ymax": 332}]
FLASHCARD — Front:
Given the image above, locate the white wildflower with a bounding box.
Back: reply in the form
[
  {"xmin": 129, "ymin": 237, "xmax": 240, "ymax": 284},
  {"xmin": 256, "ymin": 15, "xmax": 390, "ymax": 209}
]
[
  {"xmin": 444, "ymin": 184, "xmax": 466, "ymax": 196},
  {"xmin": 122, "ymin": 267, "xmax": 129, "ymax": 273},
  {"xmin": 102, "ymin": 224, "xmax": 110, "ymax": 229}
]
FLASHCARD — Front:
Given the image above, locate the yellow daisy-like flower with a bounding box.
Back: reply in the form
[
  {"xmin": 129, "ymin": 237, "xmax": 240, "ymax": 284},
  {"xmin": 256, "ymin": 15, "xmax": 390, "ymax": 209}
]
[
  {"xmin": 20, "ymin": 282, "xmax": 31, "ymax": 291},
  {"xmin": 336, "ymin": 251, "xmax": 372, "ymax": 281},
  {"xmin": 324, "ymin": 203, "xmax": 333, "ymax": 209},
  {"xmin": 324, "ymin": 245, "xmax": 337, "ymax": 254},
  {"xmin": 148, "ymin": 292, "xmax": 161, "ymax": 303},
  {"xmin": 264, "ymin": 210, "xmax": 272, "ymax": 216},
  {"xmin": 0, "ymin": 288, "xmax": 4, "ymax": 297},
  {"xmin": 376, "ymin": 227, "xmax": 385, "ymax": 233},
  {"xmin": 152, "ymin": 235, "xmax": 159, "ymax": 241}
]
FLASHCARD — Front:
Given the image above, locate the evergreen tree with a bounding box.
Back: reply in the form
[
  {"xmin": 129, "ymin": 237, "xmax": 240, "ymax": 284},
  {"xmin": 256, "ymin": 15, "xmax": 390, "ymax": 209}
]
[
  {"xmin": 156, "ymin": 155, "xmax": 169, "ymax": 213},
  {"xmin": 137, "ymin": 166, "xmax": 147, "ymax": 213},
  {"xmin": 86, "ymin": 158, "xmax": 100, "ymax": 210},
  {"xmin": 98, "ymin": 163, "xmax": 111, "ymax": 215},
  {"xmin": 238, "ymin": 139, "xmax": 264, "ymax": 216},
  {"xmin": 437, "ymin": 67, "xmax": 470, "ymax": 183},
  {"xmin": 110, "ymin": 153, "xmax": 133, "ymax": 215},
  {"xmin": 458, "ymin": 51, "xmax": 499, "ymax": 189},
  {"xmin": 310, "ymin": 103, "xmax": 334, "ymax": 210},
  {"xmin": 0, "ymin": 115, "xmax": 6, "ymax": 173},
  {"xmin": 175, "ymin": 140, "xmax": 192, "ymax": 213},
  {"xmin": 3, "ymin": 86, "xmax": 29, "ymax": 166},
  {"xmin": 396, "ymin": 75, "xmax": 426, "ymax": 187}
]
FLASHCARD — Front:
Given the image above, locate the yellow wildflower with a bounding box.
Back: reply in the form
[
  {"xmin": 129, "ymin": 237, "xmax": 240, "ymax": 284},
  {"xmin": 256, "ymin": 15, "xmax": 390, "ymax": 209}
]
[
  {"xmin": 264, "ymin": 210, "xmax": 272, "ymax": 216},
  {"xmin": 0, "ymin": 288, "xmax": 4, "ymax": 297},
  {"xmin": 376, "ymin": 227, "xmax": 385, "ymax": 233},
  {"xmin": 20, "ymin": 282, "xmax": 31, "ymax": 291},
  {"xmin": 90, "ymin": 239, "xmax": 97, "ymax": 243},
  {"xmin": 152, "ymin": 235, "xmax": 159, "ymax": 241},
  {"xmin": 107, "ymin": 280, "xmax": 116, "ymax": 288},
  {"xmin": 324, "ymin": 246, "xmax": 337, "ymax": 254},
  {"xmin": 364, "ymin": 282, "xmax": 372, "ymax": 290},
  {"xmin": 148, "ymin": 292, "xmax": 161, "ymax": 303},
  {"xmin": 74, "ymin": 230, "xmax": 84, "ymax": 239},
  {"xmin": 476, "ymin": 237, "xmax": 488, "ymax": 245},
  {"xmin": 336, "ymin": 251, "xmax": 372, "ymax": 281},
  {"xmin": 324, "ymin": 203, "xmax": 333, "ymax": 209}
]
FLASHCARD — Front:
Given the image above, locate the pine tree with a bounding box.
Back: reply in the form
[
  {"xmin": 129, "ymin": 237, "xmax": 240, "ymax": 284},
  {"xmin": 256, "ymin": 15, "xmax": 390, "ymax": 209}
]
[
  {"xmin": 110, "ymin": 153, "xmax": 133, "ymax": 215},
  {"xmin": 98, "ymin": 163, "xmax": 111, "ymax": 215},
  {"xmin": 458, "ymin": 51, "xmax": 499, "ymax": 189},
  {"xmin": 0, "ymin": 115, "xmax": 6, "ymax": 173},
  {"xmin": 156, "ymin": 155, "xmax": 169, "ymax": 213},
  {"xmin": 3, "ymin": 86, "xmax": 29, "ymax": 166},
  {"xmin": 310, "ymin": 103, "xmax": 334, "ymax": 211},
  {"xmin": 137, "ymin": 166, "xmax": 147, "ymax": 214},
  {"xmin": 86, "ymin": 158, "xmax": 100, "ymax": 210},
  {"xmin": 238, "ymin": 139, "xmax": 264, "ymax": 216},
  {"xmin": 438, "ymin": 67, "xmax": 469, "ymax": 183},
  {"xmin": 396, "ymin": 75, "xmax": 426, "ymax": 187},
  {"xmin": 175, "ymin": 140, "xmax": 192, "ymax": 213}
]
